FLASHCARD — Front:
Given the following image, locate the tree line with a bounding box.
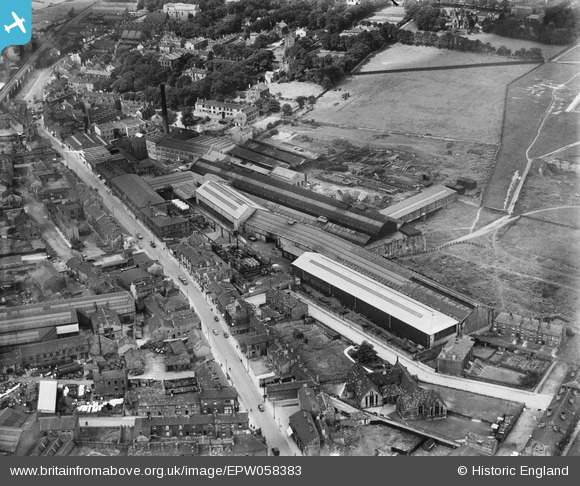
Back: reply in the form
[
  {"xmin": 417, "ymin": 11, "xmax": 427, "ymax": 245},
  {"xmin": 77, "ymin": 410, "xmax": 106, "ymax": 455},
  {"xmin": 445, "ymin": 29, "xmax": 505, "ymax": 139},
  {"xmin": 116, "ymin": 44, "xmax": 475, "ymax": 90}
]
[{"xmin": 284, "ymin": 21, "xmax": 544, "ymax": 88}]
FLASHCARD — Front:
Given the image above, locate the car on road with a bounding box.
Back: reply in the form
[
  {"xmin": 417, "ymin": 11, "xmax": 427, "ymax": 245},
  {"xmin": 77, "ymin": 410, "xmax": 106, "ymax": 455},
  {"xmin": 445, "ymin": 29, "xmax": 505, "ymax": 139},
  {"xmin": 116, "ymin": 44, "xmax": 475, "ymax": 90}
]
[
  {"xmin": 223, "ymin": 332, "xmax": 229, "ymax": 338},
  {"xmin": 258, "ymin": 404, "xmax": 265, "ymax": 412},
  {"xmin": 213, "ymin": 329, "xmax": 219, "ymax": 336},
  {"xmin": 178, "ymin": 275, "xmax": 188, "ymax": 285},
  {"xmin": 136, "ymin": 233, "xmax": 143, "ymax": 239},
  {"xmin": 150, "ymin": 241, "xmax": 156, "ymax": 248},
  {"xmin": 214, "ymin": 316, "xmax": 219, "ymax": 322}
]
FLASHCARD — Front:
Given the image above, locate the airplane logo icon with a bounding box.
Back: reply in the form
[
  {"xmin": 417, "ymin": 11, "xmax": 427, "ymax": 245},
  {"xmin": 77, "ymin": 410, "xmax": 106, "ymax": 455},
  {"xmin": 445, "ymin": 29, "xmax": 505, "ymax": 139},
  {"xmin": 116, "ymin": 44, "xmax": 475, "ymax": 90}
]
[{"xmin": 4, "ymin": 12, "xmax": 26, "ymax": 34}]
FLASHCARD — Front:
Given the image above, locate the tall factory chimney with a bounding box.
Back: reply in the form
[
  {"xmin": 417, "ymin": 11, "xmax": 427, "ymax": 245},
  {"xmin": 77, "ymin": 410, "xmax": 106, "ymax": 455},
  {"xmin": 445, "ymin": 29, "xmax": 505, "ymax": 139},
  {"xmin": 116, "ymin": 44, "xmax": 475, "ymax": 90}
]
[{"xmin": 159, "ymin": 83, "xmax": 170, "ymax": 134}]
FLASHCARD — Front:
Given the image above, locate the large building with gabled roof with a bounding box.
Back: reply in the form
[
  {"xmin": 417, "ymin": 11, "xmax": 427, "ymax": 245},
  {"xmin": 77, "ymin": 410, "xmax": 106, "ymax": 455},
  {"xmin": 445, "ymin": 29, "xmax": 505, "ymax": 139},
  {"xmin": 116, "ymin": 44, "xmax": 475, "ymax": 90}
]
[
  {"xmin": 195, "ymin": 180, "xmax": 265, "ymax": 231},
  {"xmin": 292, "ymin": 252, "xmax": 458, "ymax": 348}
]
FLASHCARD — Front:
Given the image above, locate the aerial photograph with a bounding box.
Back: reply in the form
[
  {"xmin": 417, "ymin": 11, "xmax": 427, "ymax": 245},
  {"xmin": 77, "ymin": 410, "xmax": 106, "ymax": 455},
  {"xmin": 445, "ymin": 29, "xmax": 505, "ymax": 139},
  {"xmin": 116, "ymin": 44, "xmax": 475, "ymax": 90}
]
[{"xmin": 0, "ymin": 0, "xmax": 578, "ymax": 462}]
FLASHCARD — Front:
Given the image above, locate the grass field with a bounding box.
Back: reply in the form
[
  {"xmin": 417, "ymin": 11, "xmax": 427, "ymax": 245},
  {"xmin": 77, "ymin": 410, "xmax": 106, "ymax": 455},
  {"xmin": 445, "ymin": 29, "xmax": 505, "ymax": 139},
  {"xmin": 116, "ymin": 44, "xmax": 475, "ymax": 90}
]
[
  {"xmin": 480, "ymin": 62, "xmax": 578, "ymax": 211},
  {"xmin": 464, "ymin": 33, "xmax": 568, "ymax": 60},
  {"xmin": 357, "ymin": 43, "xmax": 520, "ymax": 72},
  {"xmin": 271, "ymin": 81, "xmax": 324, "ymax": 100},
  {"xmin": 307, "ymin": 64, "xmax": 533, "ymax": 143},
  {"xmin": 32, "ymin": 0, "xmax": 93, "ymax": 24}
]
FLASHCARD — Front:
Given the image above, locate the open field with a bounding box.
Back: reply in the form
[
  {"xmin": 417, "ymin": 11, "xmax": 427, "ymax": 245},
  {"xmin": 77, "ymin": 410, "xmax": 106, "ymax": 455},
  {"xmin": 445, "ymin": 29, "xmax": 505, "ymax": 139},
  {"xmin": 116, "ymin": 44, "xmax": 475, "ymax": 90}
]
[
  {"xmin": 32, "ymin": 0, "xmax": 93, "ymax": 24},
  {"xmin": 270, "ymin": 81, "xmax": 324, "ymax": 100},
  {"xmin": 307, "ymin": 64, "xmax": 534, "ymax": 144},
  {"xmin": 357, "ymin": 43, "xmax": 521, "ymax": 72},
  {"xmin": 554, "ymin": 44, "xmax": 580, "ymax": 64},
  {"xmin": 401, "ymin": 219, "xmax": 580, "ymax": 323},
  {"xmin": 481, "ymin": 62, "xmax": 579, "ymax": 211},
  {"xmin": 464, "ymin": 33, "xmax": 570, "ymax": 61},
  {"xmin": 365, "ymin": 5, "xmax": 405, "ymax": 25}
]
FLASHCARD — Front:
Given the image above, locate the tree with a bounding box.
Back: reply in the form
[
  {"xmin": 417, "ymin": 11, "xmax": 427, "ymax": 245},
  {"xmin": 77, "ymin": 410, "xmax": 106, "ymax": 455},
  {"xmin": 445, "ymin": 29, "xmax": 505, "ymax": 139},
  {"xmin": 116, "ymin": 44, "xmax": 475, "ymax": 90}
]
[
  {"xmin": 267, "ymin": 99, "xmax": 280, "ymax": 113},
  {"xmin": 354, "ymin": 341, "xmax": 378, "ymax": 366},
  {"xmin": 296, "ymin": 96, "xmax": 307, "ymax": 109},
  {"xmin": 181, "ymin": 108, "xmax": 196, "ymax": 128},
  {"xmin": 281, "ymin": 103, "xmax": 292, "ymax": 116}
]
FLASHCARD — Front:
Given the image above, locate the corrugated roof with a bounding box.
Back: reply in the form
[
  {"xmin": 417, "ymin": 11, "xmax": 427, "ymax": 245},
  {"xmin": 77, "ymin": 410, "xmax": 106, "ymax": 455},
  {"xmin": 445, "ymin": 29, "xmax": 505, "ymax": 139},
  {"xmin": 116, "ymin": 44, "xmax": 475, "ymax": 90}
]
[
  {"xmin": 196, "ymin": 180, "xmax": 265, "ymax": 223},
  {"xmin": 293, "ymin": 252, "xmax": 458, "ymax": 335},
  {"xmin": 38, "ymin": 381, "xmax": 58, "ymax": 413},
  {"xmin": 111, "ymin": 174, "xmax": 166, "ymax": 209},
  {"xmin": 379, "ymin": 185, "xmax": 457, "ymax": 220}
]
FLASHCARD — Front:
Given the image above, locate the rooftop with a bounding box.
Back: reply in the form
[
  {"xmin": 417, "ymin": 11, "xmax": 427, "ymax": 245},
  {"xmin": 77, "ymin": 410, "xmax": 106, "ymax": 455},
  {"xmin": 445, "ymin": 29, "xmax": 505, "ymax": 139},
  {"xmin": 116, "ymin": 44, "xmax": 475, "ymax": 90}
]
[
  {"xmin": 196, "ymin": 180, "xmax": 265, "ymax": 222},
  {"xmin": 293, "ymin": 252, "xmax": 458, "ymax": 335},
  {"xmin": 438, "ymin": 335, "xmax": 475, "ymax": 362},
  {"xmin": 379, "ymin": 185, "xmax": 457, "ymax": 220}
]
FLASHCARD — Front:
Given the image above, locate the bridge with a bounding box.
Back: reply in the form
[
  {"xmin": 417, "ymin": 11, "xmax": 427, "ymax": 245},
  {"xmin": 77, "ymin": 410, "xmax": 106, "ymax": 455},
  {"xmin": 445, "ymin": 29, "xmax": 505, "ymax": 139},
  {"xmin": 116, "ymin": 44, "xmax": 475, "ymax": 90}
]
[{"xmin": 0, "ymin": 1, "xmax": 102, "ymax": 103}]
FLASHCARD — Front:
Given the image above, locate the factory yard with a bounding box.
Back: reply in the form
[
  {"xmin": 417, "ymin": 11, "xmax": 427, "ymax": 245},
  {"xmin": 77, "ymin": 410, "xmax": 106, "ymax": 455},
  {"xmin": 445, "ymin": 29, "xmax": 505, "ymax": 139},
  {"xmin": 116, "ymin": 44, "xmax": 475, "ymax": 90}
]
[{"xmin": 307, "ymin": 64, "xmax": 533, "ymax": 144}]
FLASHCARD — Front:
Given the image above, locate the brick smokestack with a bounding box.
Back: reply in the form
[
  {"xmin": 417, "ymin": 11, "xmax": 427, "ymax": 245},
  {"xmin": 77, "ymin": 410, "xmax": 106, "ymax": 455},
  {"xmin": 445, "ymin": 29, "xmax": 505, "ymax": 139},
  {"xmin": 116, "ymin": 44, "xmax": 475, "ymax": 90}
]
[{"xmin": 159, "ymin": 83, "xmax": 170, "ymax": 134}]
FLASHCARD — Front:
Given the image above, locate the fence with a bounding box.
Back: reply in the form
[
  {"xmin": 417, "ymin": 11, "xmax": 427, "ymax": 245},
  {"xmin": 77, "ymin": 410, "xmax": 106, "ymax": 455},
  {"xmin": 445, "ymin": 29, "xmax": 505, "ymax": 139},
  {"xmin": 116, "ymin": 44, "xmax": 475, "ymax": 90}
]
[{"xmin": 352, "ymin": 60, "xmax": 541, "ymax": 77}]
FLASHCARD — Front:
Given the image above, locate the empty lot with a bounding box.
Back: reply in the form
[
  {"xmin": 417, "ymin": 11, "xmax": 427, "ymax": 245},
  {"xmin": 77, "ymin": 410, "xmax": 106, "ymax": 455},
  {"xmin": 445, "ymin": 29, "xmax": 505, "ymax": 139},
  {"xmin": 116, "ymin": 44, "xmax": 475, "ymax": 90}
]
[{"xmin": 308, "ymin": 64, "xmax": 534, "ymax": 143}]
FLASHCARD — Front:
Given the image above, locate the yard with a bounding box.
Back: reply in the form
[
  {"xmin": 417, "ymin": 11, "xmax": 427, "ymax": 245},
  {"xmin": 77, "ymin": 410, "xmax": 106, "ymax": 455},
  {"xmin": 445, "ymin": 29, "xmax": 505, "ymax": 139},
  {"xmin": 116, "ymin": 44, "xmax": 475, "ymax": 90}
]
[
  {"xmin": 332, "ymin": 424, "xmax": 423, "ymax": 456},
  {"xmin": 307, "ymin": 64, "xmax": 533, "ymax": 144},
  {"xmin": 475, "ymin": 364, "xmax": 527, "ymax": 387},
  {"xmin": 420, "ymin": 384, "xmax": 523, "ymax": 423},
  {"xmin": 273, "ymin": 320, "xmax": 353, "ymax": 382},
  {"xmin": 357, "ymin": 43, "xmax": 519, "ymax": 73}
]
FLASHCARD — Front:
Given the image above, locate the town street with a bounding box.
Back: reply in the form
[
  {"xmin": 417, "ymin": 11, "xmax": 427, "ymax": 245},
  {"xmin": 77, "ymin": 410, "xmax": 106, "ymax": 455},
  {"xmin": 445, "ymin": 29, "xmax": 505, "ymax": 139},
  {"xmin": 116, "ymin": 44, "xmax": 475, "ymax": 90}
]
[{"xmin": 41, "ymin": 129, "xmax": 300, "ymax": 456}]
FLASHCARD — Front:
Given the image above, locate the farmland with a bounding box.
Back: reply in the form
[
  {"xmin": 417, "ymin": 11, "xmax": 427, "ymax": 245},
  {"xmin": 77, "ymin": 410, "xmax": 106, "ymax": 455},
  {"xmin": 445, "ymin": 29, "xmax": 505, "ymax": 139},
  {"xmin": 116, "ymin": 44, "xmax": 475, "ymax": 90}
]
[
  {"xmin": 307, "ymin": 64, "xmax": 533, "ymax": 144},
  {"xmin": 357, "ymin": 43, "xmax": 521, "ymax": 72}
]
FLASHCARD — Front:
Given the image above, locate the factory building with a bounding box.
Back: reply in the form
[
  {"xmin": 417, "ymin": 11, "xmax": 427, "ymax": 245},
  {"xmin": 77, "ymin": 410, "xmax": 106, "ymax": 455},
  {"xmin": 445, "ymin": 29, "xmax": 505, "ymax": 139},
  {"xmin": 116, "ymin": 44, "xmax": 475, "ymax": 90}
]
[
  {"xmin": 243, "ymin": 210, "xmax": 491, "ymax": 339},
  {"xmin": 191, "ymin": 159, "xmax": 397, "ymax": 241},
  {"xmin": 292, "ymin": 252, "xmax": 458, "ymax": 349},
  {"xmin": 379, "ymin": 185, "xmax": 458, "ymax": 225},
  {"xmin": 195, "ymin": 180, "xmax": 265, "ymax": 231}
]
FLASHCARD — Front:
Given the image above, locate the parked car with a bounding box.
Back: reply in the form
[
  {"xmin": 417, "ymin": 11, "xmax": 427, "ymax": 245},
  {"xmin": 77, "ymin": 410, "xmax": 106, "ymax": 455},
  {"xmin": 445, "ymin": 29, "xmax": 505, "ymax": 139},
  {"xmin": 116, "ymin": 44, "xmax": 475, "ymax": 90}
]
[
  {"xmin": 150, "ymin": 241, "xmax": 156, "ymax": 248},
  {"xmin": 136, "ymin": 233, "xmax": 143, "ymax": 239},
  {"xmin": 213, "ymin": 329, "xmax": 219, "ymax": 336},
  {"xmin": 223, "ymin": 332, "xmax": 229, "ymax": 338},
  {"xmin": 214, "ymin": 316, "xmax": 219, "ymax": 322},
  {"xmin": 258, "ymin": 404, "xmax": 265, "ymax": 412}
]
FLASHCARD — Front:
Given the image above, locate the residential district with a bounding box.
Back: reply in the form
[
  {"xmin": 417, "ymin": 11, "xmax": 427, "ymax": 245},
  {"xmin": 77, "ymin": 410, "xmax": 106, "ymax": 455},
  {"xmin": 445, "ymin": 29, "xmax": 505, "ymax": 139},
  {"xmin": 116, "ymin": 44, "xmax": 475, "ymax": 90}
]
[{"xmin": 0, "ymin": 0, "xmax": 578, "ymax": 457}]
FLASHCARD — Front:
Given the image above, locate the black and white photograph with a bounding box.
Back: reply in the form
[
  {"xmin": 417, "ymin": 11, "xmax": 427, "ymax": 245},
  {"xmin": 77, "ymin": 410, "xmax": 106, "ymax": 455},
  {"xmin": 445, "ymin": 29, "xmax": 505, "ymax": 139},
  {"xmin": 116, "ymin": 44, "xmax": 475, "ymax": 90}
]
[{"xmin": 0, "ymin": 0, "xmax": 578, "ymax": 482}]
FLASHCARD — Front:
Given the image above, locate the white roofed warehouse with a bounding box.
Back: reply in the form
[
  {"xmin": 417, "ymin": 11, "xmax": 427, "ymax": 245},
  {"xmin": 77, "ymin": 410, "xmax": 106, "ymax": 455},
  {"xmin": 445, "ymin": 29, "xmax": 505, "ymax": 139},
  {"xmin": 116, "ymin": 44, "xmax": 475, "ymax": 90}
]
[
  {"xmin": 195, "ymin": 180, "xmax": 265, "ymax": 231},
  {"xmin": 292, "ymin": 252, "xmax": 458, "ymax": 349}
]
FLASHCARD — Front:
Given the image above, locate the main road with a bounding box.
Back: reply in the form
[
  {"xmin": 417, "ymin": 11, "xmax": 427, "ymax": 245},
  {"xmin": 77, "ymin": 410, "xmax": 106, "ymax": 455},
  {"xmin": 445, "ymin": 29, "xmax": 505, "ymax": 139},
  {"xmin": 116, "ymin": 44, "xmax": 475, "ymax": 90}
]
[{"xmin": 42, "ymin": 130, "xmax": 300, "ymax": 456}]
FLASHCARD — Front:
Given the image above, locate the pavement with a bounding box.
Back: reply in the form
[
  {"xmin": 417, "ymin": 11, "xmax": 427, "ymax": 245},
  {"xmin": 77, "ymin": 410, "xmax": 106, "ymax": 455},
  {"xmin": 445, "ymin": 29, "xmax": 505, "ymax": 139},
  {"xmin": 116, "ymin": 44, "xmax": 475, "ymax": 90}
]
[{"xmin": 42, "ymin": 131, "xmax": 301, "ymax": 456}]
